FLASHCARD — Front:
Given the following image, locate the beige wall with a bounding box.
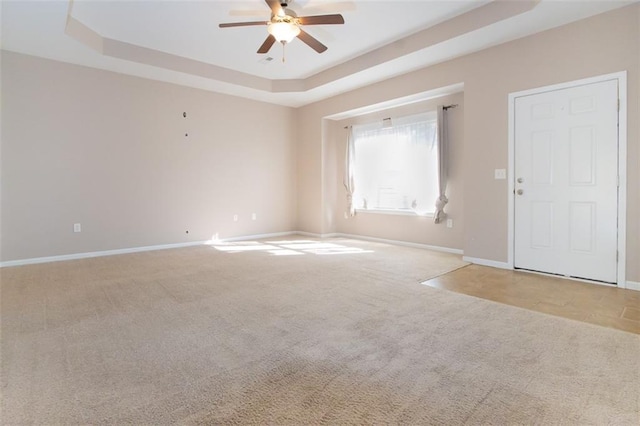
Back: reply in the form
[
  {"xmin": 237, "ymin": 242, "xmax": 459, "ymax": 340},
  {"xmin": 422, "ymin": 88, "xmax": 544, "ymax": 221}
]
[
  {"xmin": 1, "ymin": 6, "xmax": 638, "ymax": 282},
  {"xmin": 297, "ymin": 5, "xmax": 640, "ymax": 281},
  {"xmin": 1, "ymin": 51, "xmax": 297, "ymax": 261}
]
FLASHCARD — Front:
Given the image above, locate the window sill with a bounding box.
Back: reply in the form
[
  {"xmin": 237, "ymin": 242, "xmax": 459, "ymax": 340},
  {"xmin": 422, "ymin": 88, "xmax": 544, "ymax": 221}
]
[{"xmin": 355, "ymin": 208, "xmax": 434, "ymax": 218}]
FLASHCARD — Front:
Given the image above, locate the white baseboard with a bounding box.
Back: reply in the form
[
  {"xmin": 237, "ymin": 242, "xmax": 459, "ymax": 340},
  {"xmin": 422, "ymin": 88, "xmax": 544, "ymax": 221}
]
[
  {"xmin": 625, "ymin": 281, "xmax": 640, "ymax": 291},
  {"xmin": 223, "ymin": 231, "xmax": 296, "ymax": 242},
  {"xmin": 322, "ymin": 232, "xmax": 463, "ymax": 255},
  {"xmin": 294, "ymin": 231, "xmax": 339, "ymax": 238},
  {"xmin": 291, "ymin": 231, "xmax": 464, "ymax": 255},
  {"xmin": 294, "ymin": 231, "xmax": 462, "ymax": 255},
  {"xmin": 1, "ymin": 230, "xmax": 463, "ymax": 268},
  {"xmin": 462, "ymin": 256, "xmax": 511, "ymax": 270},
  {"xmin": 0, "ymin": 231, "xmax": 298, "ymax": 268},
  {"xmin": 5, "ymin": 230, "xmax": 636, "ymax": 290},
  {"xmin": 0, "ymin": 240, "xmax": 209, "ymax": 268}
]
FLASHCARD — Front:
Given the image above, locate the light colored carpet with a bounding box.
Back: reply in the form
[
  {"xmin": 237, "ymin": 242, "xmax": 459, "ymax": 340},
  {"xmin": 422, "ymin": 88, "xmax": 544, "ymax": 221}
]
[{"xmin": 1, "ymin": 238, "xmax": 638, "ymax": 425}]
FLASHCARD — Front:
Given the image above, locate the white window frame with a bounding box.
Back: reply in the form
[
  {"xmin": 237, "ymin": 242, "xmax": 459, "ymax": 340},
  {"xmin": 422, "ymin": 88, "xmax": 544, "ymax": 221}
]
[{"xmin": 352, "ymin": 111, "xmax": 438, "ymax": 216}]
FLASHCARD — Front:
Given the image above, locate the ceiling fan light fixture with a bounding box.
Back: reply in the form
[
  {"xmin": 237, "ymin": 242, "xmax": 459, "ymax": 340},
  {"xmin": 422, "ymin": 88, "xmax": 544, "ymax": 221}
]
[{"xmin": 267, "ymin": 19, "xmax": 300, "ymax": 43}]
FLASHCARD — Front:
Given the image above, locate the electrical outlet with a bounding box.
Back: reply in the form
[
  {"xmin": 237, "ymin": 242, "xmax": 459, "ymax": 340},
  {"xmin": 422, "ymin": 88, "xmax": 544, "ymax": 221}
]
[
  {"xmin": 252, "ymin": 213, "xmax": 257, "ymax": 221},
  {"xmin": 446, "ymin": 219, "xmax": 453, "ymax": 228},
  {"xmin": 233, "ymin": 214, "xmax": 238, "ymax": 222},
  {"xmin": 73, "ymin": 223, "xmax": 81, "ymax": 233}
]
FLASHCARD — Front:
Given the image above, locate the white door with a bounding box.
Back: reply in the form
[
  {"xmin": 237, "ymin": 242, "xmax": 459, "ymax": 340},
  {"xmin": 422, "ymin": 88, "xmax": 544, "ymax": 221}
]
[{"xmin": 514, "ymin": 79, "xmax": 619, "ymax": 283}]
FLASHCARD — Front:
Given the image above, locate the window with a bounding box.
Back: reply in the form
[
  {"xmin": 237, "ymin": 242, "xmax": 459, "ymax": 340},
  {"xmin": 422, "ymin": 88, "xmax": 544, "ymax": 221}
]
[{"xmin": 352, "ymin": 112, "xmax": 438, "ymax": 215}]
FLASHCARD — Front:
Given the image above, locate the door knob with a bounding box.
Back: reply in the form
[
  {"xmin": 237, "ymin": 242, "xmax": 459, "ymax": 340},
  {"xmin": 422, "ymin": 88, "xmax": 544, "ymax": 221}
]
[{"xmin": 517, "ymin": 189, "xmax": 524, "ymax": 195}]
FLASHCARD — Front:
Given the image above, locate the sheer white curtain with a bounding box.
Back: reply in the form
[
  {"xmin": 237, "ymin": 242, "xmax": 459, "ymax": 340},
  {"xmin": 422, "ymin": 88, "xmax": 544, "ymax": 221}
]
[
  {"xmin": 343, "ymin": 126, "xmax": 356, "ymax": 217},
  {"xmin": 351, "ymin": 113, "xmax": 438, "ymax": 213},
  {"xmin": 434, "ymin": 105, "xmax": 448, "ymax": 223}
]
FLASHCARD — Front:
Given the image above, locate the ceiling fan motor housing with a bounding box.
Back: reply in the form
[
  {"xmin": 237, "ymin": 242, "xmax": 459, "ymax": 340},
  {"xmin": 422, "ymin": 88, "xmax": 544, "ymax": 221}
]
[{"xmin": 219, "ymin": 0, "xmax": 343, "ymax": 55}]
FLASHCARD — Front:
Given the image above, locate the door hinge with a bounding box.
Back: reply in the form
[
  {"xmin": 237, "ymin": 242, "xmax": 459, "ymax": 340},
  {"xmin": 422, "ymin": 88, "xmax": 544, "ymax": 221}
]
[
  {"xmin": 617, "ymin": 175, "xmax": 620, "ymax": 187},
  {"xmin": 618, "ymin": 99, "xmax": 620, "ymax": 111},
  {"xmin": 616, "ymin": 251, "xmax": 619, "ymax": 262}
]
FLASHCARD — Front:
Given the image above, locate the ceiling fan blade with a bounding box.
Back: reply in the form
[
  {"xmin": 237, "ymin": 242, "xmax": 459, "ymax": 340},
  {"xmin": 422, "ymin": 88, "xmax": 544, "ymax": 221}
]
[
  {"xmin": 257, "ymin": 35, "xmax": 277, "ymax": 54},
  {"xmin": 297, "ymin": 29, "xmax": 328, "ymax": 53},
  {"xmin": 265, "ymin": 0, "xmax": 283, "ymax": 16},
  {"xmin": 219, "ymin": 21, "xmax": 267, "ymax": 28},
  {"xmin": 298, "ymin": 14, "xmax": 345, "ymax": 25}
]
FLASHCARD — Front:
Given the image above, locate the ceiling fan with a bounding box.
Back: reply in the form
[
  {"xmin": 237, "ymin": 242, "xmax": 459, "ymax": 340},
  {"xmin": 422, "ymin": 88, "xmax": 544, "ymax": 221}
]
[{"xmin": 219, "ymin": 0, "xmax": 345, "ymax": 57}]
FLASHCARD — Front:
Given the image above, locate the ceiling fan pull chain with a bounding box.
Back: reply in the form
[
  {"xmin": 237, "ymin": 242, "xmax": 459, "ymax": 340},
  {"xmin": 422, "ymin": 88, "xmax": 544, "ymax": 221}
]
[{"xmin": 281, "ymin": 40, "xmax": 286, "ymax": 63}]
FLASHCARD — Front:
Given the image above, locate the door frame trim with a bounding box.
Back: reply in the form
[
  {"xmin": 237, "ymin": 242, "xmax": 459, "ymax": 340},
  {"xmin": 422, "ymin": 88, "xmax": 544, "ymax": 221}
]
[{"xmin": 507, "ymin": 71, "xmax": 627, "ymax": 288}]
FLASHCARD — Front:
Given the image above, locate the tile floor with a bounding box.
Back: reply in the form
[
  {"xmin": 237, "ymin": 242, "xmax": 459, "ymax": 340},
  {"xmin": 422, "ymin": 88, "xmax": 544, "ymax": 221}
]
[{"xmin": 424, "ymin": 264, "xmax": 640, "ymax": 334}]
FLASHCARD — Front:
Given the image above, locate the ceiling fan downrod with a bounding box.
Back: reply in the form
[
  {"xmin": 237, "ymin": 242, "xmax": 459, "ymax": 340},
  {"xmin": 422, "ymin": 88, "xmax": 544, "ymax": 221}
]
[
  {"xmin": 218, "ymin": 0, "xmax": 343, "ymax": 56},
  {"xmin": 281, "ymin": 40, "xmax": 286, "ymax": 63}
]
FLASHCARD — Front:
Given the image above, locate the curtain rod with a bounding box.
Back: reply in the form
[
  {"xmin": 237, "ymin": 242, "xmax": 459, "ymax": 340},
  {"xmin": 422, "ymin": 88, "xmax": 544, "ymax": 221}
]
[{"xmin": 344, "ymin": 105, "xmax": 459, "ymax": 128}]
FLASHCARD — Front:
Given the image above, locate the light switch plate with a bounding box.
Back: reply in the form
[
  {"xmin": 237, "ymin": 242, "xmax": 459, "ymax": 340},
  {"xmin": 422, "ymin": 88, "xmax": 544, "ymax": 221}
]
[{"xmin": 494, "ymin": 169, "xmax": 507, "ymax": 180}]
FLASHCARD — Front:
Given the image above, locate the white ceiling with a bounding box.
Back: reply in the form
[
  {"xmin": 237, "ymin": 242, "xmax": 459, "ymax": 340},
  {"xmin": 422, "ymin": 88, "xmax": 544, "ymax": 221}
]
[
  {"xmin": 71, "ymin": 0, "xmax": 489, "ymax": 80},
  {"xmin": 1, "ymin": 1, "xmax": 636, "ymax": 107}
]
